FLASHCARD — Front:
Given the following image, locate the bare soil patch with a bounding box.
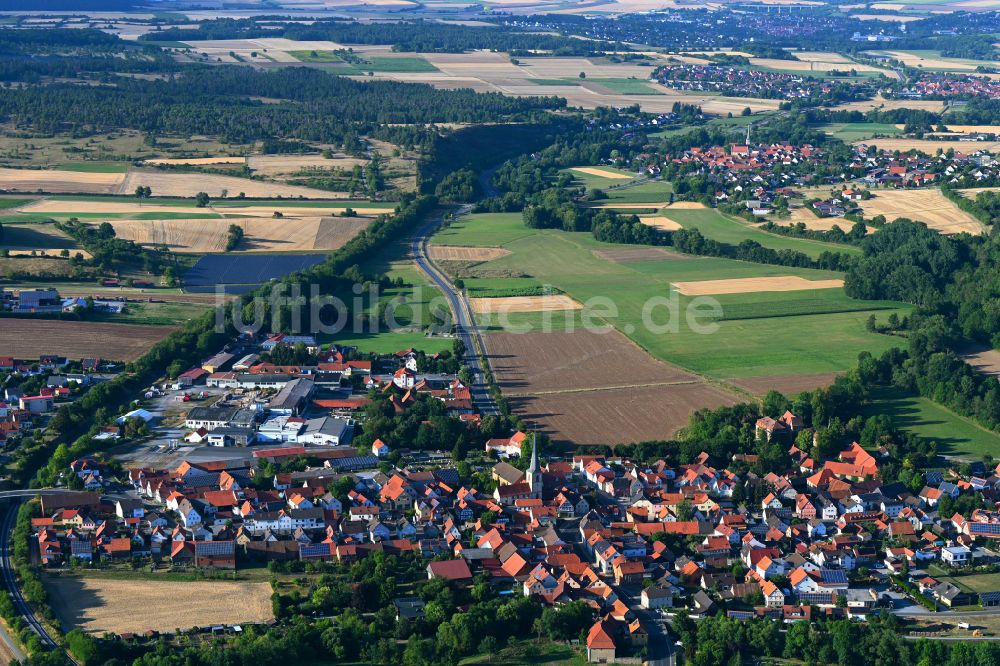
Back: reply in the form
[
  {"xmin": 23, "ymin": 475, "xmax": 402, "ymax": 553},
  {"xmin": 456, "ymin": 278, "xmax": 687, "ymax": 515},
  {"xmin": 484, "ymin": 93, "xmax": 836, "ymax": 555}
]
[
  {"xmin": 428, "ymin": 246, "xmax": 511, "ymax": 262},
  {"xmin": 570, "ymin": 167, "xmax": 632, "ymax": 179},
  {"xmin": 470, "ymin": 295, "xmax": 582, "ymax": 314},
  {"xmin": 45, "ymin": 576, "xmax": 274, "ymax": 635},
  {"xmin": 729, "ymin": 372, "xmax": 841, "ymax": 396},
  {"xmin": 638, "ymin": 215, "xmax": 682, "ymax": 231},
  {"xmin": 0, "ymin": 320, "xmax": 175, "ymax": 361},
  {"xmin": 857, "ymin": 188, "xmax": 985, "ymax": 234},
  {"xmin": 484, "ymin": 328, "xmax": 739, "ymax": 443},
  {"xmin": 0, "ymin": 168, "xmax": 125, "ymax": 194},
  {"xmin": 672, "ymin": 276, "xmax": 844, "ymax": 296},
  {"xmin": 592, "ymin": 247, "xmax": 690, "ymax": 263},
  {"xmin": 960, "ymin": 344, "xmax": 1000, "ymax": 377},
  {"xmin": 854, "ymin": 137, "xmax": 1000, "ymax": 154},
  {"xmin": 772, "ymin": 205, "xmax": 854, "ymax": 232}
]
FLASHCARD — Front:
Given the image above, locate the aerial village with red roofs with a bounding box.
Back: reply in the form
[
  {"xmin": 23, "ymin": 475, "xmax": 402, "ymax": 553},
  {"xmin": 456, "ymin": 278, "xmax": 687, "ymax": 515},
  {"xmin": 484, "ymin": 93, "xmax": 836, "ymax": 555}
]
[{"xmin": 7, "ymin": 330, "xmax": 1000, "ymax": 663}]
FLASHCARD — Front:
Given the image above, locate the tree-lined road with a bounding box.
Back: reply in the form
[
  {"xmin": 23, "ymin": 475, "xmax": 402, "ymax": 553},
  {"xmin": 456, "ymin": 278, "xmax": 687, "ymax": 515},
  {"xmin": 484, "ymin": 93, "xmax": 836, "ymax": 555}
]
[{"xmin": 411, "ymin": 205, "xmax": 499, "ymax": 417}]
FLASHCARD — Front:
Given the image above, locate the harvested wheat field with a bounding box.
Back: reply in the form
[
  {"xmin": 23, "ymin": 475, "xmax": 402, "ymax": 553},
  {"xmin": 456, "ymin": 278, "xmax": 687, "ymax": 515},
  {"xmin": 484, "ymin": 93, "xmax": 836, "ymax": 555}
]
[
  {"xmin": 103, "ymin": 216, "xmax": 371, "ymax": 253},
  {"xmin": 672, "ymin": 276, "xmax": 844, "ymax": 296},
  {"xmin": 857, "ymin": 188, "xmax": 985, "ymax": 234},
  {"xmin": 570, "ymin": 167, "xmax": 633, "ymax": 179},
  {"xmin": 485, "ymin": 329, "xmax": 738, "ymax": 444},
  {"xmin": 836, "ymin": 95, "xmax": 946, "ymax": 114},
  {"xmin": 895, "ymin": 124, "xmax": 1000, "ymax": 134},
  {"xmin": 470, "ymin": 294, "xmax": 581, "ymax": 314},
  {"xmin": 0, "ymin": 320, "xmax": 175, "ymax": 361},
  {"xmin": 143, "ymin": 157, "xmax": 246, "ymax": 166},
  {"xmin": 121, "ymin": 170, "xmax": 338, "ymax": 199},
  {"xmin": 854, "ymin": 137, "xmax": 1000, "ymax": 153},
  {"xmin": 772, "ymin": 205, "xmax": 855, "ymax": 232},
  {"xmin": 638, "ymin": 215, "xmax": 683, "ymax": 231},
  {"xmin": 247, "ymin": 153, "xmax": 367, "ymax": 177},
  {"xmin": 18, "ymin": 199, "xmax": 393, "ymax": 219},
  {"xmin": 0, "ymin": 168, "xmax": 125, "ymax": 194},
  {"xmin": 45, "ymin": 577, "xmax": 274, "ymax": 635},
  {"xmin": 428, "ymin": 246, "xmax": 511, "ymax": 261},
  {"xmin": 663, "ymin": 202, "xmax": 707, "ymax": 209}
]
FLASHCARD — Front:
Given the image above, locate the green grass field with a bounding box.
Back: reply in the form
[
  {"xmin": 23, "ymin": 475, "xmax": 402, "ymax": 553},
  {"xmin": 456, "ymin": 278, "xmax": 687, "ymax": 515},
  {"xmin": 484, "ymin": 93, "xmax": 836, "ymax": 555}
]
[
  {"xmin": 57, "ymin": 162, "xmax": 129, "ymax": 173},
  {"xmin": 935, "ymin": 572, "xmax": 1000, "ymax": 595},
  {"xmin": 289, "ymin": 50, "xmax": 343, "ymax": 63},
  {"xmin": 821, "ymin": 122, "xmax": 903, "ymax": 142},
  {"xmin": 664, "ymin": 208, "xmax": 861, "ymax": 259},
  {"xmin": 862, "ymin": 386, "xmax": 1000, "ymax": 460},
  {"xmin": 0, "ymin": 198, "xmax": 34, "ymax": 210},
  {"xmin": 108, "ymin": 300, "xmax": 210, "ymax": 326},
  {"xmin": 528, "ymin": 79, "xmax": 580, "ymax": 86},
  {"xmin": 345, "ymin": 57, "xmax": 439, "ymax": 73},
  {"xmin": 434, "ymin": 213, "xmax": 537, "ymax": 247},
  {"xmin": 598, "ymin": 180, "xmax": 673, "ymax": 204},
  {"xmin": 0, "ymin": 223, "xmax": 77, "ymax": 249},
  {"xmin": 589, "ymin": 78, "xmax": 662, "ymax": 94},
  {"xmin": 436, "ymin": 212, "xmax": 906, "ymax": 380}
]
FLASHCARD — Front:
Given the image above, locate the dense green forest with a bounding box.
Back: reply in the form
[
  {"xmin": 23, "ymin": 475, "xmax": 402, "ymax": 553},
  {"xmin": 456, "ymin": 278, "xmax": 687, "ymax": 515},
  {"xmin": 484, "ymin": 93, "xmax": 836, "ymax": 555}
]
[{"xmin": 0, "ymin": 66, "xmax": 563, "ymax": 145}]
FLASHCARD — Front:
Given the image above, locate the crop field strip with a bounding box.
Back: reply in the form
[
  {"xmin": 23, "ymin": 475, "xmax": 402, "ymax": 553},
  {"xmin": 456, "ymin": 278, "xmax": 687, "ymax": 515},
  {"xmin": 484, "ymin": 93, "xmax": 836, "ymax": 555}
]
[
  {"xmin": 435, "ymin": 212, "xmax": 911, "ymax": 441},
  {"xmin": 0, "ymin": 320, "xmax": 177, "ymax": 361}
]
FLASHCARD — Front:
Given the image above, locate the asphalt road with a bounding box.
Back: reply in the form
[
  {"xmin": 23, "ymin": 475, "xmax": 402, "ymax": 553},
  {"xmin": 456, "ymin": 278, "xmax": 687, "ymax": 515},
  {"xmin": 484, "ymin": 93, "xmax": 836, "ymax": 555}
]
[
  {"xmin": 411, "ymin": 205, "xmax": 498, "ymax": 417},
  {"xmin": 0, "ymin": 499, "xmax": 76, "ymax": 664}
]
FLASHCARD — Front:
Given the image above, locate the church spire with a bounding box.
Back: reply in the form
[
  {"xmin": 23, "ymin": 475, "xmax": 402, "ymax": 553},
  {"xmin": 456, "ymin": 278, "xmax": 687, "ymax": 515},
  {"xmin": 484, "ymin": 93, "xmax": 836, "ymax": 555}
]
[{"xmin": 527, "ymin": 433, "xmax": 542, "ymax": 496}]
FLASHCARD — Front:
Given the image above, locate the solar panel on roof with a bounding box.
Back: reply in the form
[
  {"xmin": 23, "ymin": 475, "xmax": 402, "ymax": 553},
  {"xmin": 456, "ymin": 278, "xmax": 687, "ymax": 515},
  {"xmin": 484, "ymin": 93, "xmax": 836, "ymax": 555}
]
[
  {"xmin": 299, "ymin": 543, "xmax": 330, "ymax": 557},
  {"xmin": 821, "ymin": 570, "xmax": 849, "ymax": 584},
  {"xmin": 979, "ymin": 592, "xmax": 1000, "ymax": 602},
  {"xmin": 195, "ymin": 541, "xmax": 235, "ymax": 556},
  {"xmin": 970, "ymin": 523, "xmax": 1000, "ymax": 534}
]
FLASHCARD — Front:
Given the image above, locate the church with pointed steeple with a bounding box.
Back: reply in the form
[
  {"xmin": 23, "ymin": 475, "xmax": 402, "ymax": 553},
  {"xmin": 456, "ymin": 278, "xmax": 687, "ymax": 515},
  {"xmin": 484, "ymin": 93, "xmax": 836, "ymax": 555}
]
[{"xmin": 526, "ymin": 433, "xmax": 542, "ymax": 498}]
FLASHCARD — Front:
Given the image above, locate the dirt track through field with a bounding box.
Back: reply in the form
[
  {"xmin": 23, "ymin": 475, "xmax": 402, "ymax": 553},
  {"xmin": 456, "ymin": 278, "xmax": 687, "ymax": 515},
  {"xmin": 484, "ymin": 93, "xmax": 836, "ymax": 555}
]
[
  {"xmin": 485, "ymin": 329, "xmax": 739, "ymax": 444},
  {"xmin": 45, "ymin": 576, "xmax": 274, "ymax": 635},
  {"xmin": 0, "ymin": 320, "xmax": 175, "ymax": 361},
  {"xmin": 672, "ymin": 276, "xmax": 844, "ymax": 296}
]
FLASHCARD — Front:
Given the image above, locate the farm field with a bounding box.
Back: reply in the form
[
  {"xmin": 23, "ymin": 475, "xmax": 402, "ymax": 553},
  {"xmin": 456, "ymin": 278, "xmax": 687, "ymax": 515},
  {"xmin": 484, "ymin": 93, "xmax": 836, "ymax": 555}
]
[
  {"xmin": 183, "ymin": 253, "xmax": 328, "ymax": 292},
  {"xmin": 439, "ymin": 212, "xmax": 905, "ymax": 403},
  {"xmin": 121, "ymin": 169, "xmax": 338, "ymax": 198},
  {"xmin": 0, "ymin": 167, "xmax": 126, "ymax": 194},
  {"xmin": 774, "ymin": 204, "xmax": 856, "ymax": 232},
  {"xmin": 862, "ymin": 386, "xmax": 1000, "ymax": 460},
  {"xmin": 0, "ymin": 320, "xmax": 176, "ymax": 361},
  {"xmin": 662, "ymin": 208, "xmax": 862, "ymax": 258},
  {"xmin": 868, "ymin": 49, "xmax": 998, "ymax": 72},
  {"xmin": 857, "ymin": 188, "xmax": 984, "ymax": 234},
  {"xmin": 104, "ymin": 216, "xmax": 371, "ymax": 253},
  {"xmin": 44, "ymin": 576, "xmax": 274, "ymax": 635},
  {"xmin": 427, "ymin": 246, "xmax": 510, "ymax": 262},
  {"xmin": 0, "ymin": 223, "xmax": 78, "ymax": 250},
  {"xmin": 821, "ymin": 122, "xmax": 903, "ymax": 142},
  {"xmin": 587, "ymin": 78, "xmax": 662, "ymax": 94},
  {"xmin": 960, "ymin": 345, "xmax": 1000, "ymax": 376},
  {"xmin": 853, "ymin": 137, "xmax": 1000, "ymax": 153},
  {"xmin": 11, "ymin": 197, "xmax": 394, "ymax": 220},
  {"xmin": 469, "ymin": 294, "xmax": 581, "ymax": 314},
  {"xmin": 484, "ymin": 329, "xmax": 740, "ymax": 445},
  {"xmin": 671, "ymin": 276, "xmax": 844, "ymax": 296}
]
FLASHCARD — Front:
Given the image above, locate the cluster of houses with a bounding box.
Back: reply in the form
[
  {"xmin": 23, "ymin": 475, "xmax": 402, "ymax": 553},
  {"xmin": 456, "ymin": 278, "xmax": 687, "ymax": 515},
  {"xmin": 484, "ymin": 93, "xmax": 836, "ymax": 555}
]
[
  {"xmin": 173, "ymin": 339, "xmax": 474, "ymax": 449},
  {"xmin": 653, "ymin": 65, "xmax": 873, "ymax": 101},
  {"xmin": 26, "ymin": 403, "xmax": 1000, "ymax": 663},
  {"xmin": 0, "ymin": 357, "xmax": 108, "ymax": 446},
  {"xmin": 888, "ymin": 73, "xmax": 1000, "ymax": 101}
]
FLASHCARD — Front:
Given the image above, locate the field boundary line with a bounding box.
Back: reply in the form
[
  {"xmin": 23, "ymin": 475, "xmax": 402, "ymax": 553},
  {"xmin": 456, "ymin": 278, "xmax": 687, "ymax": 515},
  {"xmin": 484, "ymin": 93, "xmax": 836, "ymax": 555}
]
[{"xmin": 503, "ymin": 380, "xmax": 704, "ymax": 397}]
